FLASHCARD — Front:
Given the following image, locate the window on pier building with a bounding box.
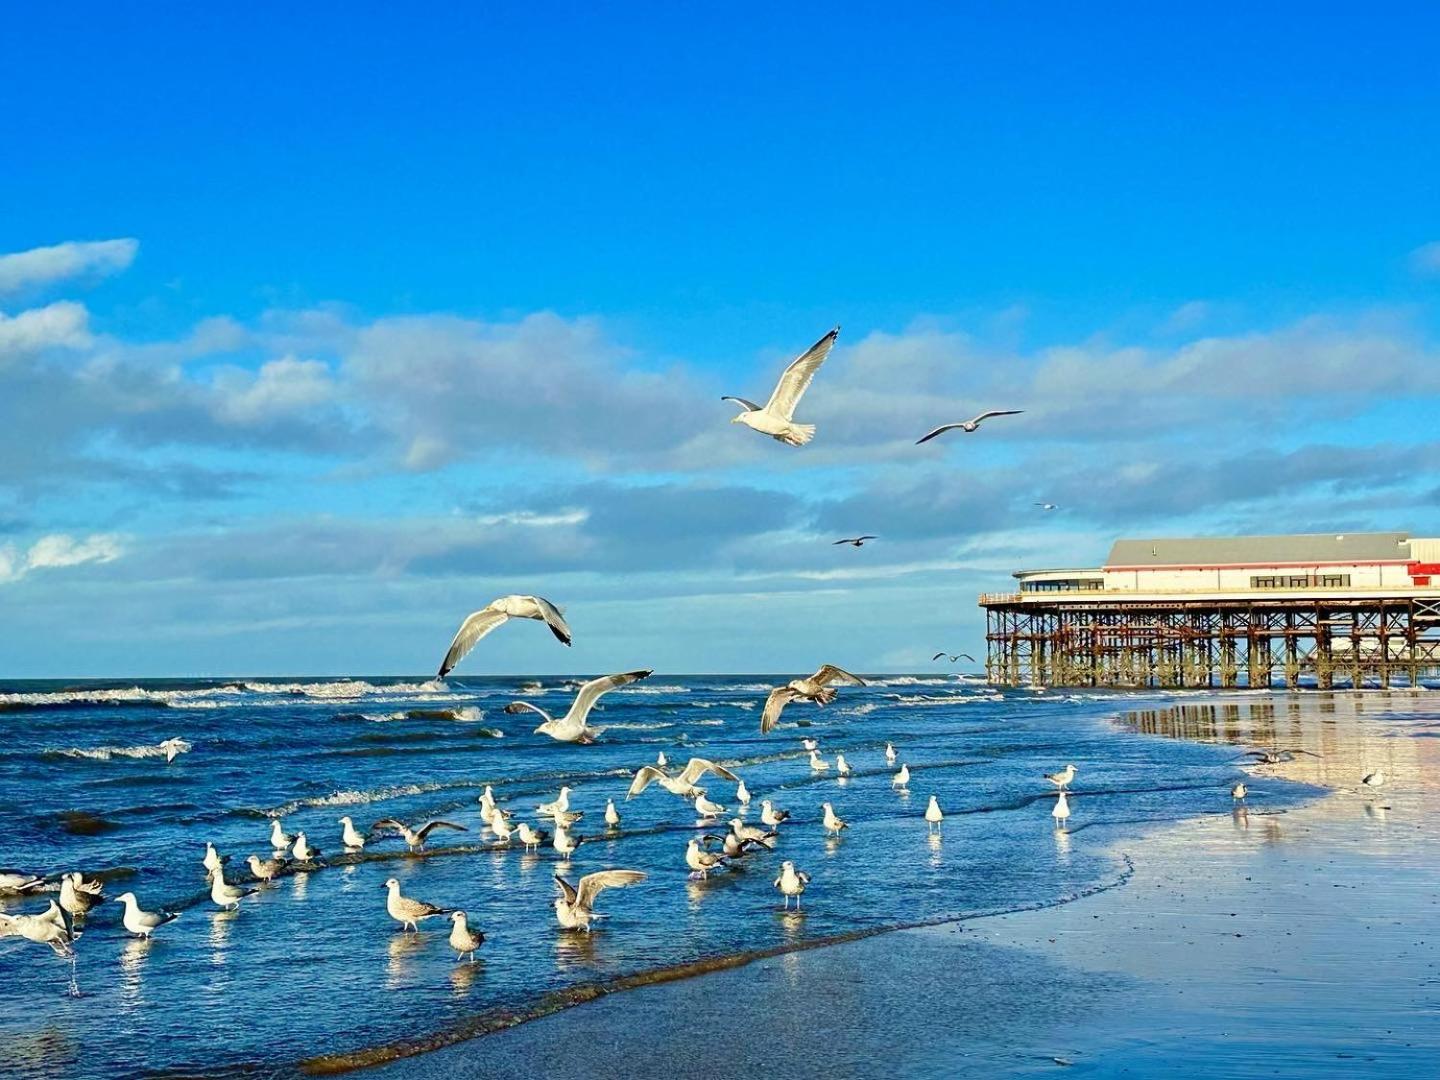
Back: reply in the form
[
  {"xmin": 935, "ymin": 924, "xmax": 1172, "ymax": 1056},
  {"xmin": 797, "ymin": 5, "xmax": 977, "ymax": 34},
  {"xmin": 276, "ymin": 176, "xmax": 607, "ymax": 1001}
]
[{"xmin": 1249, "ymin": 573, "xmax": 1352, "ymax": 589}]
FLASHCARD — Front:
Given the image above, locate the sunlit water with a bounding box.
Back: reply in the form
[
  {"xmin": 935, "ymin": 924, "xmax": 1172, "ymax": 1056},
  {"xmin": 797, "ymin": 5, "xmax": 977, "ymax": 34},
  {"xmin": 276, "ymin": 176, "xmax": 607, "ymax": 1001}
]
[{"xmin": 0, "ymin": 676, "xmax": 1325, "ymax": 1077}]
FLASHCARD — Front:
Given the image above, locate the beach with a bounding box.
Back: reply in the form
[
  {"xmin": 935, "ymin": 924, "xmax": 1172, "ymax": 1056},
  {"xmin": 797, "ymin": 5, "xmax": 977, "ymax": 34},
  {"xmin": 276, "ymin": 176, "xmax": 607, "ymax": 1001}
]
[{"xmin": 380, "ymin": 691, "xmax": 1440, "ymax": 1079}]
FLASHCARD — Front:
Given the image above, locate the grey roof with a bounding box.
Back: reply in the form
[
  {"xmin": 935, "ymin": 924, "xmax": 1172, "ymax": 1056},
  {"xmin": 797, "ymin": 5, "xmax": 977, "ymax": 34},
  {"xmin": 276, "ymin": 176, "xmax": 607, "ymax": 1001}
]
[{"xmin": 1106, "ymin": 532, "xmax": 1412, "ymax": 568}]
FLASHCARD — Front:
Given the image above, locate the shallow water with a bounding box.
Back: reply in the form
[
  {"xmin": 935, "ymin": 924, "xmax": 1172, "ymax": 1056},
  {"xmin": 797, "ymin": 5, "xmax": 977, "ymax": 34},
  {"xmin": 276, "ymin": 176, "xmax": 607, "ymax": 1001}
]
[{"xmin": 0, "ymin": 675, "xmax": 1323, "ymax": 1077}]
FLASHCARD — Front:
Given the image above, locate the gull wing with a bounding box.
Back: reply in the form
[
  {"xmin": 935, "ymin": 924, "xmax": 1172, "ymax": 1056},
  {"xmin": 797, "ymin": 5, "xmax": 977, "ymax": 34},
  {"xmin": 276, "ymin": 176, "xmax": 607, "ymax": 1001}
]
[
  {"xmin": 575, "ymin": 869, "xmax": 645, "ymax": 910},
  {"xmin": 721, "ymin": 395, "xmax": 762, "ymax": 411},
  {"xmin": 529, "ymin": 596, "xmax": 574, "ymax": 646},
  {"xmin": 677, "ymin": 757, "xmax": 740, "ymax": 785},
  {"xmin": 369, "ymin": 818, "xmax": 407, "ymax": 835},
  {"xmin": 571, "ymin": 670, "xmax": 653, "ymax": 723},
  {"xmin": 763, "ymin": 327, "xmax": 839, "ymax": 421},
  {"xmin": 437, "ymin": 605, "xmax": 508, "ymax": 676},
  {"xmin": 931, "ymin": 652, "xmax": 947, "ymax": 661},
  {"xmin": 915, "ymin": 423, "xmax": 963, "ymax": 445},
  {"xmin": 626, "ymin": 765, "xmax": 667, "ymax": 799},
  {"xmin": 972, "ymin": 409, "xmax": 1023, "ymax": 424},
  {"xmin": 760, "ymin": 687, "xmax": 798, "ymax": 734},
  {"xmin": 415, "ymin": 821, "xmax": 467, "ymax": 841},
  {"xmin": 553, "ymin": 874, "xmax": 579, "ymax": 905},
  {"xmin": 812, "ymin": 664, "xmax": 865, "ymax": 687},
  {"xmin": 957, "ymin": 653, "xmax": 976, "ymax": 663},
  {"xmin": 504, "ymin": 701, "xmax": 554, "ymax": 724}
]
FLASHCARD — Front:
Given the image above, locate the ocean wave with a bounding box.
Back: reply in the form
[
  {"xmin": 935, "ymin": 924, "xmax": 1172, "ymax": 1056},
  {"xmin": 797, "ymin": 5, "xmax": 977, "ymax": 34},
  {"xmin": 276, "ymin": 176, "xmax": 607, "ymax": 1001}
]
[
  {"xmin": 263, "ymin": 780, "xmax": 473, "ymax": 818},
  {"xmin": 45, "ymin": 743, "xmax": 175, "ymax": 761},
  {"xmin": 241, "ymin": 679, "xmax": 449, "ymax": 700},
  {"xmin": 869, "ymin": 676, "xmax": 954, "ymax": 687},
  {"xmin": 618, "ymin": 685, "xmax": 690, "ymax": 695}
]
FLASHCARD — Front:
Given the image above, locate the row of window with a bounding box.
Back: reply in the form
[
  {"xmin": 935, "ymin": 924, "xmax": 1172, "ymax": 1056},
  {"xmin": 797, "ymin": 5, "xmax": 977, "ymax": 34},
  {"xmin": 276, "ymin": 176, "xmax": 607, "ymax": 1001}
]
[
  {"xmin": 1250, "ymin": 574, "xmax": 1351, "ymax": 589},
  {"xmin": 1021, "ymin": 579, "xmax": 1105, "ymax": 592}
]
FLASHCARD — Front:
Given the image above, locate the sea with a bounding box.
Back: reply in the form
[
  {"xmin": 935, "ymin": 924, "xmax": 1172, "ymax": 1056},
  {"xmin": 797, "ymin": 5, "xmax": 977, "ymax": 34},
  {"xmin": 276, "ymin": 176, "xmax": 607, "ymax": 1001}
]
[{"xmin": 0, "ymin": 675, "xmax": 1324, "ymax": 1077}]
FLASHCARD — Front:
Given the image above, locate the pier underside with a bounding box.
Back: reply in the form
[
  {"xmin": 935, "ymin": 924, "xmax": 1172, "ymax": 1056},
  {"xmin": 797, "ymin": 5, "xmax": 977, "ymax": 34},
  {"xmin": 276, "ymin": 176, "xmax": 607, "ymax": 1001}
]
[{"xmin": 983, "ymin": 596, "xmax": 1440, "ymax": 688}]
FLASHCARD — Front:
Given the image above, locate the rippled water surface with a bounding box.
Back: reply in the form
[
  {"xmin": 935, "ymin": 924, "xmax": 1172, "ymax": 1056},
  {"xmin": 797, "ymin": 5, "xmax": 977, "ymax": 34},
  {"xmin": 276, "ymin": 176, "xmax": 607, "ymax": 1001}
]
[{"xmin": 0, "ymin": 676, "xmax": 1316, "ymax": 1077}]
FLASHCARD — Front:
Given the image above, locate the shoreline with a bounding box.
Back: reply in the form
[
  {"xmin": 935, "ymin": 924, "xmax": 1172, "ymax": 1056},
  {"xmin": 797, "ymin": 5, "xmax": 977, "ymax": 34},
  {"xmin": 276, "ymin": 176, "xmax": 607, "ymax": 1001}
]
[{"xmin": 367, "ymin": 689, "xmax": 1439, "ymax": 1078}]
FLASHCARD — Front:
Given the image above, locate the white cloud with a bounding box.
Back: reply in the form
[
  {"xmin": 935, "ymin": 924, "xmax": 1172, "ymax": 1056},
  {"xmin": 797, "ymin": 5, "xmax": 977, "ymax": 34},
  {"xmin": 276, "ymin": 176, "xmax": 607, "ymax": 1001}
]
[
  {"xmin": 210, "ymin": 356, "xmax": 336, "ymax": 425},
  {"xmin": 1409, "ymin": 241, "xmax": 1440, "ymax": 276},
  {"xmin": 0, "ymin": 532, "xmax": 125, "ymax": 585},
  {"xmin": 0, "ymin": 239, "xmax": 139, "ymax": 295},
  {"xmin": 0, "ymin": 301, "xmax": 92, "ymax": 362}
]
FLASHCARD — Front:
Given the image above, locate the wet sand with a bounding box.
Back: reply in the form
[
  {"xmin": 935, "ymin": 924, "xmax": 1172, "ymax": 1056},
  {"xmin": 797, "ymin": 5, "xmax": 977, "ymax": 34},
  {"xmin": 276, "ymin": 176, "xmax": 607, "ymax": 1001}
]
[{"xmin": 377, "ymin": 692, "xmax": 1440, "ymax": 1078}]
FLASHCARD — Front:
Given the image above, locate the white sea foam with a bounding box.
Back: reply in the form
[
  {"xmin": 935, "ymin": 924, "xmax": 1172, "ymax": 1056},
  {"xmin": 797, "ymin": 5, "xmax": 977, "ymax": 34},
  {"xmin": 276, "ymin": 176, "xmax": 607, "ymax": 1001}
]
[
  {"xmin": 264, "ymin": 781, "xmax": 464, "ymax": 817},
  {"xmin": 50, "ymin": 743, "xmax": 172, "ymax": 761}
]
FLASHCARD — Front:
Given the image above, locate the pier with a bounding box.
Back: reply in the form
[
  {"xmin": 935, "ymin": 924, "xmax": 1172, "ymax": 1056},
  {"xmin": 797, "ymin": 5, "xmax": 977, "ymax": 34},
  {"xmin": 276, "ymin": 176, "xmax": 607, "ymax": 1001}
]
[{"xmin": 981, "ymin": 532, "xmax": 1440, "ymax": 688}]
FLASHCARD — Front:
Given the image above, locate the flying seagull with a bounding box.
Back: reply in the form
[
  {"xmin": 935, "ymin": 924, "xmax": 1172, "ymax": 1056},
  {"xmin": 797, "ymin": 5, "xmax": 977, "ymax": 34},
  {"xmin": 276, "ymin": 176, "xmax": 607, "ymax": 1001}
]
[
  {"xmin": 626, "ymin": 757, "xmax": 740, "ymax": 800},
  {"xmin": 722, "ymin": 327, "xmax": 839, "ymax": 447},
  {"xmin": 1231, "ymin": 748, "xmax": 1321, "ymax": 765},
  {"xmin": 553, "ymin": 869, "xmax": 646, "ymax": 932},
  {"xmin": 1034, "ymin": 503, "xmax": 1059, "ymax": 512},
  {"xmin": 931, "ymin": 652, "xmax": 977, "ymax": 663},
  {"xmin": 915, "ymin": 410, "xmax": 1024, "ymax": 444},
  {"xmin": 761, "ymin": 665, "xmax": 866, "ymax": 734},
  {"xmin": 437, "ymin": 595, "xmax": 572, "ymax": 676},
  {"xmin": 505, "ymin": 669, "xmax": 653, "ymax": 744},
  {"xmin": 833, "ymin": 535, "xmax": 876, "ymax": 547},
  {"xmin": 371, "ymin": 818, "xmax": 467, "ymax": 852}
]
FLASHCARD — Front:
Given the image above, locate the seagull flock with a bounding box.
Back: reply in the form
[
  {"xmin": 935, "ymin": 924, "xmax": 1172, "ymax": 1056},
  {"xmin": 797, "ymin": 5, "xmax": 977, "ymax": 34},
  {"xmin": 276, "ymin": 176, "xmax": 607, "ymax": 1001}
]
[{"xmin": 0, "ymin": 327, "xmax": 1349, "ymax": 981}]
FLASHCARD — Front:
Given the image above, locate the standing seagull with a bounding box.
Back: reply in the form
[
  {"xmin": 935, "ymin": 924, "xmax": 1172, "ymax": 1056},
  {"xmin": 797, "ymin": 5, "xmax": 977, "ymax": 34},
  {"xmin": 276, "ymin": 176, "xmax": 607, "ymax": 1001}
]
[
  {"xmin": 694, "ymin": 793, "xmax": 726, "ymax": 820},
  {"xmin": 505, "ymin": 670, "xmax": 653, "ymax": 744},
  {"xmin": 885, "ymin": 742, "xmax": 897, "ymax": 765},
  {"xmin": 685, "ymin": 838, "xmax": 727, "ymax": 879},
  {"xmin": 553, "ymin": 870, "xmax": 646, "ymax": 932},
  {"xmin": 246, "ymin": 854, "xmax": 287, "ymax": 886},
  {"xmin": 517, "ymin": 822, "xmax": 548, "ymax": 852},
  {"xmin": 722, "ymin": 327, "xmax": 839, "ymax": 447},
  {"xmin": 339, "ymin": 816, "xmax": 367, "ymax": 851},
  {"xmin": 113, "ymin": 892, "xmax": 178, "ymax": 938},
  {"xmin": 1044, "ymin": 764, "xmax": 1077, "ymax": 790},
  {"xmin": 735, "ymin": 780, "xmax": 752, "ymax": 805},
  {"xmin": 915, "ymin": 410, "xmax": 1024, "ymax": 443},
  {"xmin": 269, "ymin": 819, "xmax": 294, "ymax": 854},
  {"xmin": 604, "ymin": 799, "xmax": 621, "ymax": 829},
  {"xmin": 291, "ymin": 832, "xmax": 323, "ymax": 865},
  {"xmin": 1361, "ymin": 770, "xmax": 1386, "ymax": 790},
  {"xmin": 835, "ymin": 753, "xmax": 852, "ymax": 777},
  {"xmin": 760, "ymin": 800, "xmax": 791, "ymax": 827},
  {"xmin": 448, "ymin": 911, "xmax": 485, "ymax": 962},
  {"xmin": 761, "ymin": 665, "xmax": 867, "ymax": 733},
  {"xmin": 59, "ymin": 872, "xmax": 103, "ymax": 919},
  {"xmin": 437, "ymin": 595, "xmax": 573, "ymax": 676},
  {"xmin": 382, "ymin": 878, "xmax": 452, "ymax": 931},
  {"xmin": 208, "ymin": 868, "xmax": 256, "ymax": 911},
  {"xmin": 892, "ymin": 764, "xmax": 911, "ymax": 790},
  {"xmin": 774, "ymin": 861, "xmax": 810, "ymax": 910},
  {"xmin": 925, "ymin": 795, "xmax": 944, "ymax": 833},
  {"xmin": 833, "ymin": 536, "xmax": 877, "ymax": 547},
  {"xmin": 1052, "ymin": 790, "xmax": 1071, "ymax": 829},
  {"xmin": 821, "ymin": 803, "xmax": 848, "ymax": 835},
  {"xmin": 1231, "ymin": 782, "xmax": 1248, "ymax": 801}
]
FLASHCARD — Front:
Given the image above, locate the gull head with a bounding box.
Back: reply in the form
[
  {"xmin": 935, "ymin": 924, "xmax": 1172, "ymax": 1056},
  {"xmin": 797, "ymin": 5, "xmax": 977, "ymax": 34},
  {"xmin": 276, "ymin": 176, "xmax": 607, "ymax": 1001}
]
[
  {"xmin": 113, "ymin": 892, "xmax": 136, "ymax": 905},
  {"xmin": 450, "ymin": 910, "xmax": 467, "ymax": 923},
  {"xmin": 382, "ymin": 877, "xmax": 400, "ymax": 891}
]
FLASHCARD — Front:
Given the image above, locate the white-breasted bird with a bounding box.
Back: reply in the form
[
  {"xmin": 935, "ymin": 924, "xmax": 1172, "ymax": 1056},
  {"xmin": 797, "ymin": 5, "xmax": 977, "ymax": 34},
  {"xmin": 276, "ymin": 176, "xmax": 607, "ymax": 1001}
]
[
  {"xmin": 553, "ymin": 824, "xmax": 579, "ymax": 858},
  {"xmin": 158, "ymin": 737, "xmax": 191, "ymax": 763},
  {"xmin": 722, "ymin": 327, "xmax": 839, "ymax": 447},
  {"xmin": 59, "ymin": 872, "xmax": 103, "ymax": 918},
  {"xmin": 1231, "ymin": 782, "xmax": 1248, "ymax": 801},
  {"xmin": 1052, "ymin": 790, "xmax": 1071, "ymax": 828},
  {"xmin": 925, "ymin": 795, "xmax": 944, "ymax": 832},
  {"xmin": 1362, "ymin": 770, "xmax": 1386, "ymax": 789},
  {"xmin": 0, "ymin": 901, "xmax": 74, "ymax": 956},
  {"xmin": 113, "ymin": 892, "xmax": 178, "ymax": 938},
  {"xmin": 208, "ymin": 867, "xmax": 256, "ymax": 911},
  {"xmin": 835, "ymin": 753, "xmax": 852, "ymax": 777},
  {"xmin": 735, "ymin": 780, "xmax": 752, "ymax": 805},
  {"xmin": 685, "ymin": 837, "xmax": 726, "ymax": 879},
  {"xmin": 885, "ymin": 742, "xmax": 897, "ymax": 765},
  {"xmin": 760, "ymin": 800, "xmax": 791, "ymax": 827},
  {"xmin": 437, "ymin": 595, "xmax": 573, "ymax": 676},
  {"xmin": 202, "ymin": 841, "xmax": 227, "ymax": 876},
  {"xmin": 339, "ymin": 816, "xmax": 367, "ymax": 850},
  {"xmin": 821, "ymin": 803, "xmax": 848, "ymax": 834},
  {"xmin": 553, "ymin": 870, "xmax": 645, "ymax": 932},
  {"xmin": 517, "ymin": 822, "xmax": 548, "ymax": 852},
  {"xmin": 537, "ymin": 787, "xmax": 573, "ymax": 818},
  {"xmin": 694, "ymin": 793, "xmax": 726, "ymax": 819},
  {"xmin": 892, "ymin": 764, "xmax": 911, "ymax": 790},
  {"xmin": 1045, "ymin": 764, "xmax": 1077, "ymax": 790},
  {"xmin": 774, "ymin": 861, "xmax": 810, "ymax": 910},
  {"xmin": 604, "ymin": 799, "xmax": 621, "ymax": 829},
  {"xmin": 371, "ymin": 818, "xmax": 467, "ymax": 852},
  {"xmin": 915, "ymin": 410, "xmax": 1024, "ymax": 443},
  {"xmin": 627, "ymin": 757, "xmax": 740, "ymax": 800},
  {"xmin": 269, "ymin": 818, "xmax": 294, "ymax": 853},
  {"xmin": 448, "ymin": 911, "xmax": 486, "ymax": 962},
  {"xmin": 382, "ymin": 877, "xmax": 452, "ymax": 931},
  {"xmin": 809, "ymin": 750, "xmax": 831, "ymax": 772},
  {"xmin": 505, "ymin": 669, "xmax": 653, "ymax": 744},
  {"xmin": 761, "ymin": 665, "xmax": 866, "ymax": 733},
  {"xmin": 656, "ymin": 751, "xmax": 668, "ymax": 767},
  {"xmin": 292, "ymin": 832, "xmax": 322, "ymax": 864},
  {"xmin": 246, "ymin": 854, "xmax": 287, "ymax": 885}
]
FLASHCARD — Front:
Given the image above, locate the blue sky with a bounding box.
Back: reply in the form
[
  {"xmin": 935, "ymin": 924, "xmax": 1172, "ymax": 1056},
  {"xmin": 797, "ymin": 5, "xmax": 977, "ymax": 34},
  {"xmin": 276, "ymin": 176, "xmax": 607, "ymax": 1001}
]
[{"xmin": 2, "ymin": 6, "xmax": 1437, "ymax": 676}]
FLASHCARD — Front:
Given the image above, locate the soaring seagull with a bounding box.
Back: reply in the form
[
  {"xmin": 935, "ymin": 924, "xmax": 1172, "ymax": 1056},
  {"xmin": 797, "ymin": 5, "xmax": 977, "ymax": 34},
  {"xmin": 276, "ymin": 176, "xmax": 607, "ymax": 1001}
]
[
  {"xmin": 761, "ymin": 665, "xmax": 866, "ymax": 734},
  {"xmin": 504, "ymin": 669, "xmax": 653, "ymax": 744},
  {"xmin": 722, "ymin": 327, "xmax": 839, "ymax": 447},
  {"xmin": 437, "ymin": 595, "xmax": 572, "ymax": 676},
  {"xmin": 626, "ymin": 757, "xmax": 740, "ymax": 800},
  {"xmin": 833, "ymin": 535, "xmax": 877, "ymax": 547},
  {"xmin": 915, "ymin": 410, "xmax": 1024, "ymax": 443},
  {"xmin": 931, "ymin": 652, "xmax": 977, "ymax": 663}
]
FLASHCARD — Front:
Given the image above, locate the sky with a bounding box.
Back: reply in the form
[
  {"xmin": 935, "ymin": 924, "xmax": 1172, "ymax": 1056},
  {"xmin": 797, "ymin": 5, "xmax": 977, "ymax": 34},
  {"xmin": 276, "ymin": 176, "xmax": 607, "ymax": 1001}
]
[{"xmin": 2, "ymin": 5, "xmax": 1438, "ymax": 677}]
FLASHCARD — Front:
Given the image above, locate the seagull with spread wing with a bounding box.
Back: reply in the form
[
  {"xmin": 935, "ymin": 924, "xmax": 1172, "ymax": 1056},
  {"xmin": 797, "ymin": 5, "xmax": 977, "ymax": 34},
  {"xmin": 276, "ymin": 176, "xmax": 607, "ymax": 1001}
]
[
  {"xmin": 553, "ymin": 869, "xmax": 646, "ymax": 932},
  {"xmin": 833, "ymin": 535, "xmax": 876, "ymax": 547},
  {"xmin": 761, "ymin": 665, "xmax": 867, "ymax": 734},
  {"xmin": 915, "ymin": 409, "xmax": 1024, "ymax": 443},
  {"xmin": 722, "ymin": 327, "xmax": 839, "ymax": 447},
  {"xmin": 626, "ymin": 757, "xmax": 740, "ymax": 800},
  {"xmin": 370, "ymin": 818, "xmax": 467, "ymax": 852},
  {"xmin": 931, "ymin": 652, "xmax": 977, "ymax": 663},
  {"xmin": 437, "ymin": 595, "xmax": 572, "ymax": 676},
  {"xmin": 504, "ymin": 669, "xmax": 653, "ymax": 744}
]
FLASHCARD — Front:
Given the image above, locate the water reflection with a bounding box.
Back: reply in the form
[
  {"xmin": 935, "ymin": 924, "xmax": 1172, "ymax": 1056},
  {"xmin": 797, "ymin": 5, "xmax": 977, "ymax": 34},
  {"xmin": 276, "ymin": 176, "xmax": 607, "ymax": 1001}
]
[
  {"xmin": 1052, "ymin": 826, "xmax": 1072, "ymax": 858},
  {"xmin": 448, "ymin": 958, "xmax": 482, "ymax": 997},
  {"xmin": 291, "ymin": 870, "xmax": 311, "ymax": 902},
  {"xmin": 1231, "ymin": 806, "xmax": 1250, "ymax": 831},
  {"xmin": 385, "ymin": 931, "xmax": 424, "ymax": 988},
  {"xmin": 208, "ymin": 908, "xmax": 236, "ymax": 963},
  {"xmin": 119, "ymin": 936, "xmax": 152, "ymax": 1007},
  {"xmin": 553, "ymin": 929, "xmax": 599, "ymax": 971}
]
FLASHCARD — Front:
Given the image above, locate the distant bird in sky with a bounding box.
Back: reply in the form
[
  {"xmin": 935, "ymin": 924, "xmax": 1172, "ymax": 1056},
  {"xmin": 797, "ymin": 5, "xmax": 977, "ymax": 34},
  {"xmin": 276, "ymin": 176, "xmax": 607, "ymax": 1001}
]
[
  {"xmin": 626, "ymin": 757, "xmax": 740, "ymax": 800},
  {"xmin": 371, "ymin": 818, "xmax": 467, "ymax": 852},
  {"xmin": 833, "ymin": 535, "xmax": 877, "ymax": 547},
  {"xmin": 437, "ymin": 595, "xmax": 572, "ymax": 676},
  {"xmin": 761, "ymin": 665, "xmax": 867, "ymax": 733},
  {"xmin": 553, "ymin": 870, "xmax": 646, "ymax": 932},
  {"xmin": 113, "ymin": 892, "xmax": 178, "ymax": 938},
  {"xmin": 505, "ymin": 669, "xmax": 653, "ymax": 744},
  {"xmin": 1034, "ymin": 503, "xmax": 1059, "ymax": 512},
  {"xmin": 931, "ymin": 652, "xmax": 977, "ymax": 663},
  {"xmin": 448, "ymin": 911, "xmax": 485, "ymax": 962},
  {"xmin": 382, "ymin": 878, "xmax": 451, "ymax": 931},
  {"xmin": 1044, "ymin": 764, "xmax": 1077, "ymax": 790},
  {"xmin": 774, "ymin": 861, "xmax": 810, "ymax": 910},
  {"xmin": 915, "ymin": 410, "xmax": 1023, "ymax": 443},
  {"xmin": 723, "ymin": 327, "xmax": 839, "ymax": 447}
]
